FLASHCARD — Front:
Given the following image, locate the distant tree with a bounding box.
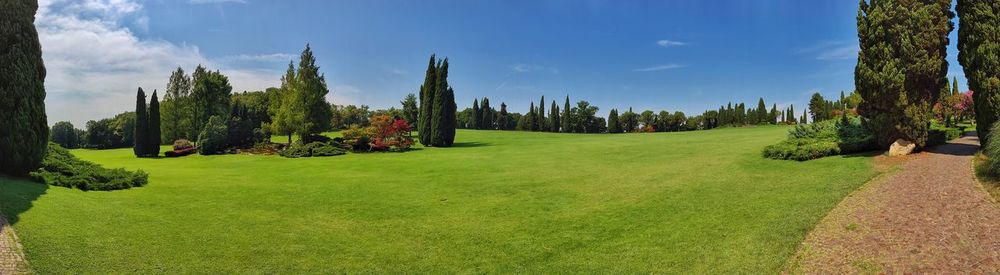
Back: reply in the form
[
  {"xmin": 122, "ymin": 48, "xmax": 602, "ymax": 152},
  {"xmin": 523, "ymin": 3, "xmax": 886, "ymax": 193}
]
[
  {"xmin": 550, "ymin": 100, "xmax": 560, "ymax": 132},
  {"xmin": 607, "ymin": 109, "xmax": 622, "ymax": 133},
  {"xmin": 657, "ymin": 110, "xmax": 671, "ymax": 131},
  {"xmin": 770, "ymin": 104, "xmax": 778, "ymax": 124},
  {"xmin": 134, "ymin": 88, "xmax": 149, "ymax": 157},
  {"xmin": 401, "ymin": 93, "xmax": 419, "ymax": 126},
  {"xmin": 527, "ymin": 102, "xmax": 537, "ymax": 131},
  {"xmin": 472, "ymin": 98, "xmax": 481, "ymax": 129},
  {"xmin": 673, "ymin": 111, "xmax": 687, "ymax": 131},
  {"xmin": 148, "ymin": 90, "xmax": 161, "ymax": 155},
  {"xmin": 418, "ymin": 54, "xmax": 437, "ymax": 146},
  {"xmin": 958, "ymin": 0, "xmax": 1000, "ymax": 144},
  {"xmin": 808, "ymin": 92, "xmax": 827, "ymax": 122},
  {"xmin": 292, "ymin": 44, "xmax": 334, "ymax": 141},
  {"xmin": 0, "ymin": 0, "xmax": 48, "ymax": 176},
  {"xmin": 271, "ymin": 63, "xmax": 302, "ymax": 144},
  {"xmin": 538, "ymin": 95, "xmax": 546, "ymax": 131},
  {"xmin": 640, "ymin": 110, "xmax": 656, "ymax": 131},
  {"xmin": 573, "ymin": 101, "xmax": 601, "ymax": 133},
  {"xmin": 481, "ymin": 97, "xmax": 494, "ymax": 130},
  {"xmin": 51, "ymin": 121, "xmax": 80, "ymax": 149},
  {"xmin": 561, "ymin": 96, "xmax": 572, "ymax": 133},
  {"xmin": 858, "ymin": 0, "xmax": 953, "ymax": 147},
  {"xmin": 756, "ymin": 98, "xmax": 767, "ymax": 124},
  {"xmin": 161, "ymin": 67, "xmax": 192, "ymax": 142},
  {"xmin": 801, "ymin": 109, "xmax": 808, "ymax": 124},
  {"xmin": 190, "ymin": 66, "xmax": 232, "ymax": 136},
  {"xmin": 498, "ymin": 102, "xmax": 510, "ymax": 130},
  {"xmin": 621, "ymin": 108, "xmax": 638, "ymax": 132},
  {"xmin": 197, "ymin": 115, "xmax": 228, "ymax": 155}
]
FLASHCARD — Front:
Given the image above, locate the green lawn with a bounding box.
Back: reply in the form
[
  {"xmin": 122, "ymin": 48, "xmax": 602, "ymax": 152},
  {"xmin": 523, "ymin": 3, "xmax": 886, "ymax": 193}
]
[{"xmin": 0, "ymin": 127, "xmax": 877, "ymax": 273}]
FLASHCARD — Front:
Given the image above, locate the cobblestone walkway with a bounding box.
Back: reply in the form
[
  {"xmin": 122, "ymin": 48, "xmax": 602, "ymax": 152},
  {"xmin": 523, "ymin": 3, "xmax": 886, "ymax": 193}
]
[{"xmin": 0, "ymin": 214, "xmax": 28, "ymax": 274}]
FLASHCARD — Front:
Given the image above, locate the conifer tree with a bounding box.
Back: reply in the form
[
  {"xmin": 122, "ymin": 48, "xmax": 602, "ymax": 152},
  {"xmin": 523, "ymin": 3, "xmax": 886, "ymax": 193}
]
[
  {"xmin": 148, "ymin": 90, "xmax": 161, "ymax": 155},
  {"xmin": 430, "ymin": 58, "xmax": 456, "ymax": 146},
  {"xmin": 756, "ymin": 98, "xmax": 767, "ymax": 124},
  {"xmin": 561, "ymin": 96, "xmax": 572, "ymax": 133},
  {"xmin": 858, "ymin": 0, "xmax": 953, "ymax": 147},
  {"xmin": 538, "ymin": 95, "xmax": 546, "ymax": 131},
  {"xmin": 418, "ymin": 55, "xmax": 436, "ymax": 146},
  {"xmin": 472, "ymin": 98, "xmax": 481, "ymax": 129},
  {"xmin": 498, "ymin": 102, "xmax": 509, "ymax": 130},
  {"xmin": 958, "ymin": 0, "xmax": 1000, "ymax": 144},
  {"xmin": 527, "ymin": 102, "xmax": 537, "ymax": 131},
  {"xmin": 162, "ymin": 67, "xmax": 191, "ymax": 142},
  {"xmin": 770, "ymin": 103, "xmax": 778, "ymax": 124},
  {"xmin": 401, "ymin": 93, "xmax": 419, "ymax": 126},
  {"xmin": 481, "ymin": 97, "xmax": 493, "ymax": 130},
  {"xmin": 550, "ymin": 100, "xmax": 560, "ymax": 132},
  {"xmin": 0, "ymin": 0, "xmax": 49, "ymax": 175},
  {"xmin": 293, "ymin": 44, "xmax": 334, "ymax": 140},
  {"xmin": 134, "ymin": 88, "xmax": 149, "ymax": 157},
  {"xmin": 608, "ymin": 109, "xmax": 621, "ymax": 133}
]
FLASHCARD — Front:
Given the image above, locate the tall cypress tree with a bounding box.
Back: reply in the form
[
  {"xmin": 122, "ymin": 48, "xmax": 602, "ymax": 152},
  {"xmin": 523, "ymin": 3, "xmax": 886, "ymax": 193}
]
[
  {"xmin": 430, "ymin": 58, "xmax": 455, "ymax": 147},
  {"xmin": 482, "ymin": 97, "xmax": 493, "ymax": 130},
  {"xmin": 608, "ymin": 109, "xmax": 621, "ymax": 133},
  {"xmin": 562, "ymin": 95, "xmax": 572, "ymax": 133},
  {"xmin": 134, "ymin": 88, "xmax": 149, "ymax": 157},
  {"xmin": 498, "ymin": 102, "xmax": 509, "ymax": 130},
  {"xmin": 472, "ymin": 98, "xmax": 481, "ymax": 129},
  {"xmin": 770, "ymin": 103, "xmax": 778, "ymax": 124},
  {"xmin": 418, "ymin": 55, "xmax": 436, "ymax": 146},
  {"xmin": 0, "ymin": 0, "xmax": 48, "ymax": 176},
  {"xmin": 550, "ymin": 100, "xmax": 560, "ymax": 132},
  {"xmin": 958, "ymin": 0, "xmax": 1000, "ymax": 144},
  {"xmin": 527, "ymin": 101, "xmax": 537, "ymax": 131},
  {"xmin": 537, "ymin": 95, "xmax": 546, "ymax": 131},
  {"xmin": 857, "ymin": 0, "xmax": 953, "ymax": 147},
  {"xmin": 148, "ymin": 90, "xmax": 161, "ymax": 156}
]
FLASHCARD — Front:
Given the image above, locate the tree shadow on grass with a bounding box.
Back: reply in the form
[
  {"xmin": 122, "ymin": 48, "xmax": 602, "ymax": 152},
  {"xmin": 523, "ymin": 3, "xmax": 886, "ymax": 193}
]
[
  {"xmin": 0, "ymin": 176, "xmax": 48, "ymax": 226},
  {"xmin": 450, "ymin": 142, "xmax": 490, "ymax": 148}
]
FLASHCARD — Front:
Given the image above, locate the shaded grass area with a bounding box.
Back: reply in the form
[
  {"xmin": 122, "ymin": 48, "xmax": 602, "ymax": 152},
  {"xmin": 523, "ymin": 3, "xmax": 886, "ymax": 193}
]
[{"xmin": 0, "ymin": 127, "xmax": 876, "ymax": 273}]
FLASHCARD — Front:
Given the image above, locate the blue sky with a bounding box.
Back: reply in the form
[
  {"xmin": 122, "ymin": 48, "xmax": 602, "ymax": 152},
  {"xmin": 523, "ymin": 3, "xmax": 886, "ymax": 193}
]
[{"xmin": 38, "ymin": 0, "xmax": 967, "ymax": 126}]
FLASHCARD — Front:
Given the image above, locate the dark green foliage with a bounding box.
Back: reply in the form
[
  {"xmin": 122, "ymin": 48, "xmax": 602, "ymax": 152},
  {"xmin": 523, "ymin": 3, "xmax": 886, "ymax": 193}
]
[
  {"xmin": 481, "ymin": 97, "xmax": 494, "ymax": 130},
  {"xmin": 147, "ymin": 90, "xmax": 161, "ymax": 155},
  {"xmin": 957, "ymin": 0, "xmax": 1000, "ymax": 145},
  {"xmin": 808, "ymin": 92, "xmax": 827, "ymax": 123},
  {"xmin": 401, "ymin": 93, "xmax": 419, "ymax": 126},
  {"xmin": 756, "ymin": 98, "xmax": 767, "ymax": 124},
  {"xmin": 607, "ymin": 109, "xmax": 622, "ymax": 133},
  {"xmin": 229, "ymin": 91, "xmax": 271, "ymax": 148},
  {"xmin": 621, "ymin": 108, "xmax": 637, "ymax": 132},
  {"xmin": 161, "ymin": 67, "xmax": 193, "ymax": 142},
  {"xmin": 84, "ymin": 112, "xmax": 135, "ymax": 149},
  {"xmin": 50, "ymin": 121, "xmax": 80, "ymax": 149},
  {"xmin": 134, "ymin": 88, "xmax": 149, "ymax": 157},
  {"xmin": 550, "ymin": 101, "xmax": 560, "ymax": 132},
  {"xmin": 561, "ymin": 96, "xmax": 572, "ymax": 133},
  {"xmin": 0, "ymin": 0, "xmax": 48, "ymax": 176},
  {"xmin": 927, "ymin": 123, "xmax": 964, "ymax": 147},
  {"xmin": 279, "ymin": 141, "xmax": 346, "ymax": 158},
  {"xmin": 538, "ymin": 95, "xmax": 546, "ymax": 131},
  {"xmin": 764, "ymin": 116, "xmax": 876, "ymax": 161},
  {"xmin": 472, "ymin": 98, "xmax": 481, "ymax": 129},
  {"xmin": 295, "ymin": 44, "xmax": 334, "ymax": 137},
  {"xmin": 197, "ymin": 116, "xmax": 228, "ymax": 155},
  {"xmin": 430, "ymin": 58, "xmax": 456, "ymax": 147},
  {"xmin": 498, "ymin": 103, "xmax": 511, "ymax": 130},
  {"xmin": 573, "ymin": 101, "xmax": 603, "ymax": 133},
  {"xmin": 857, "ymin": 0, "xmax": 953, "ymax": 148},
  {"xmin": 979, "ymin": 122, "xmax": 1000, "ymax": 178},
  {"xmin": 30, "ymin": 143, "xmax": 148, "ymax": 191},
  {"xmin": 418, "ymin": 55, "xmax": 436, "ymax": 146}
]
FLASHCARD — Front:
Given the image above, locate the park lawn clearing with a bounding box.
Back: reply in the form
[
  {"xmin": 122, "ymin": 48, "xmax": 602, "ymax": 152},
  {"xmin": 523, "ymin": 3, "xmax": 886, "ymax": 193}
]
[{"xmin": 0, "ymin": 127, "xmax": 877, "ymax": 273}]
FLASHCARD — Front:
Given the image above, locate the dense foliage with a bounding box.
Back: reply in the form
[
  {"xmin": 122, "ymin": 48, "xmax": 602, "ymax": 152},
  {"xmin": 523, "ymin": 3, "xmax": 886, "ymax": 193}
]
[
  {"xmin": 763, "ymin": 116, "xmax": 877, "ymax": 161},
  {"xmin": 85, "ymin": 112, "xmax": 135, "ymax": 149},
  {"xmin": 50, "ymin": 121, "xmax": 82, "ymax": 149},
  {"xmin": 957, "ymin": 1, "xmax": 1000, "ymax": 145},
  {"xmin": 857, "ymin": 0, "xmax": 953, "ymax": 148},
  {"xmin": 197, "ymin": 115, "xmax": 229, "ymax": 155},
  {"xmin": 978, "ymin": 123, "xmax": 1000, "ymax": 179},
  {"xmin": 278, "ymin": 141, "xmax": 346, "ymax": 158},
  {"xmin": 30, "ymin": 143, "xmax": 148, "ymax": 191},
  {"xmin": 429, "ymin": 58, "xmax": 457, "ymax": 147},
  {"xmin": 0, "ymin": 0, "xmax": 49, "ymax": 176}
]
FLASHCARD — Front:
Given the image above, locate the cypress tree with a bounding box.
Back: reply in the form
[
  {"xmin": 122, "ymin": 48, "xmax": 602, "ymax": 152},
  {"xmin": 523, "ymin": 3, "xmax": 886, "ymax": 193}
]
[
  {"xmin": 134, "ymin": 88, "xmax": 149, "ymax": 157},
  {"xmin": 472, "ymin": 98, "xmax": 481, "ymax": 129},
  {"xmin": 789, "ymin": 105, "xmax": 796, "ymax": 123},
  {"xmin": 857, "ymin": 0, "xmax": 953, "ymax": 147},
  {"xmin": 756, "ymin": 98, "xmax": 767, "ymax": 124},
  {"xmin": 562, "ymin": 95, "xmax": 572, "ymax": 133},
  {"xmin": 527, "ymin": 102, "xmax": 536, "ymax": 131},
  {"xmin": 538, "ymin": 95, "xmax": 546, "ymax": 131},
  {"xmin": 0, "ymin": 0, "xmax": 48, "ymax": 176},
  {"xmin": 498, "ymin": 102, "xmax": 509, "ymax": 130},
  {"xmin": 952, "ymin": 76, "xmax": 960, "ymax": 96},
  {"xmin": 481, "ymin": 97, "xmax": 493, "ymax": 130},
  {"xmin": 770, "ymin": 103, "xmax": 778, "ymax": 124},
  {"xmin": 430, "ymin": 58, "xmax": 455, "ymax": 147},
  {"xmin": 418, "ymin": 55, "xmax": 436, "ymax": 145},
  {"xmin": 802, "ymin": 109, "xmax": 808, "ymax": 124},
  {"xmin": 148, "ymin": 90, "xmax": 161, "ymax": 156},
  {"xmin": 958, "ymin": 0, "xmax": 1000, "ymax": 144},
  {"xmin": 608, "ymin": 109, "xmax": 622, "ymax": 133},
  {"xmin": 550, "ymin": 100, "xmax": 560, "ymax": 132}
]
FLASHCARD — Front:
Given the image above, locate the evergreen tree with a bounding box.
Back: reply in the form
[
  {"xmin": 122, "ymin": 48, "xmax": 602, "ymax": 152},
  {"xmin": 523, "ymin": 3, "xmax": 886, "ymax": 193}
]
[
  {"xmin": 561, "ymin": 96, "xmax": 572, "ymax": 133},
  {"xmin": 498, "ymin": 102, "xmax": 509, "ymax": 130},
  {"xmin": 270, "ymin": 62, "xmax": 301, "ymax": 144},
  {"xmin": 607, "ymin": 109, "xmax": 622, "ymax": 133},
  {"xmin": 788, "ymin": 104, "xmax": 796, "ymax": 123},
  {"xmin": 958, "ymin": 0, "xmax": 1000, "ymax": 144},
  {"xmin": 770, "ymin": 104, "xmax": 778, "ymax": 124},
  {"xmin": 538, "ymin": 95, "xmax": 546, "ymax": 131},
  {"xmin": 472, "ymin": 98, "xmax": 481, "ymax": 129},
  {"xmin": 293, "ymin": 44, "xmax": 334, "ymax": 140},
  {"xmin": 418, "ymin": 54, "xmax": 437, "ymax": 146},
  {"xmin": 952, "ymin": 76, "xmax": 960, "ymax": 96},
  {"xmin": 527, "ymin": 102, "xmax": 537, "ymax": 131},
  {"xmin": 756, "ymin": 98, "xmax": 767, "ymax": 124},
  {"xmin": 148, "ymin": 90, "xmax": 161, "ymax": 156},
  {"xmin": 134, "ymin": 88, "xmax": 149, "ymax": 157},
  {"xmin": 481, "ymin": 97, "xmax": 493, "ymax": 130},
  {"xmin": 0, "ymin": 0, "xmax": 48, "ymax": 176},
  {"xmin": 550, "ymin": 100, "xmax": 560, "ymax": 132},
  {"xmin": 401, "ymin": 93, "xmax": 419, "ymax": 126},
  {"xmin": 858, "ymin": 0, "xmax": 953, "ymax": 147},
  {"xmin": 430, "ymin": 58, "xmax": 456, "ymax": 147},
  {"xmin": 808, "ymin": 92, "xmax": 827, "ymax": 122},
  {"xmin": 802, "ymin": 109, "xmax": 808, "ymax": 124}
]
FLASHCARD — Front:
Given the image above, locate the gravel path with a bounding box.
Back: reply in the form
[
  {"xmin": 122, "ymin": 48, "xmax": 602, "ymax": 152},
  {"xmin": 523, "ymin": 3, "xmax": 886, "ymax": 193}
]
[
  {"xmin": 0, "ymin": 214, "xmax": 28, "ymax": 274},
  {"xmin": 787, "ymin": 135, "xmax": 1000, "ymax": 273}
]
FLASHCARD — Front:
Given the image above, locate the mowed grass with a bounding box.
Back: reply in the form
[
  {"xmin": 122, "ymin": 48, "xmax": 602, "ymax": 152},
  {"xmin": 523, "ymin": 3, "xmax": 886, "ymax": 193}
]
[{"xmin": 0, "ymin": 127, "xmax": 877, "ymax": 273}]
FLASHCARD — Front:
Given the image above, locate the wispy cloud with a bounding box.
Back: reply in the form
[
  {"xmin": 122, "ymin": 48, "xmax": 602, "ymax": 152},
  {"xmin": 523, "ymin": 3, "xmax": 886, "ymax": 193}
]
[
  {"xmin": 222, "ymin": 53, "xmax": 296, "ymax": 62},
  {"xmin": 656, "ymin": 39, "xmax": 687, "ymax": 47},
  {"xmin": 188, "ymin": 0, "xmax": 246, "ymax": 4},
  {"xmin": 796, "ymin": 40, "xmax": 858, "ymax": 60},
  {"xmin": 510, "ymin": 63, "xmax": 559, "ymax": 74},
  {"xmin": 633, "ymin": 64, "xmax": 686, "ymax": 72}
]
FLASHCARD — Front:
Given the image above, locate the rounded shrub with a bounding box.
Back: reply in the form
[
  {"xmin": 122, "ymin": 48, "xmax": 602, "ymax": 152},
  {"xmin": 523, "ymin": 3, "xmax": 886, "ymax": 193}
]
[{"xmin": 197, "ymin": 116, "xmax": 229, "ymax": 155}]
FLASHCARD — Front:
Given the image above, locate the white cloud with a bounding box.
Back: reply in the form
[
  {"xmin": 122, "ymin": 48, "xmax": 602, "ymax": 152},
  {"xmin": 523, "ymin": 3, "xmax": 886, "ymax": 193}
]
[
  {"xmin": 188, "ymin": 0, "xmax": 247, "ymax": 4},
  {"xmin": 222, "ymin": 53, "xmax": 296, "ymax": 63},
  {"xmin": 796, "ymin": 40, "xmax": 858, "ymax": 60},
  {"xmin": 37, "ymin": 0, "xmax": 280, "ymax": 126},
  {"xmin": 656, "ymin": 39, "xmax": 686, "ymax": 47},
  {"xmin": 633, "ymin": 64, "xmax": 686, "ymax": 72},
  {"xmin": 510, "ymin": 63, "xmax": 559, "ymax": 74}
]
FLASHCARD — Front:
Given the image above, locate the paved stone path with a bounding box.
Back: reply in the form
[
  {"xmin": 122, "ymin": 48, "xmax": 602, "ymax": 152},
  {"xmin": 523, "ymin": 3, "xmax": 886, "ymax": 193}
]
[
  {"xmin": 788, "ymin": 135, "xmax": 1000, "ymax": 273},
  {"xmin": 0, "ymin": 214, "xmax": 28, "ymax": 274}
]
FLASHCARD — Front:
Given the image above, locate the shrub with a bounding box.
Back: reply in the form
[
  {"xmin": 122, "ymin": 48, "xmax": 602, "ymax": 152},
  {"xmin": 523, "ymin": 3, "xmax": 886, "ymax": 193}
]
[
  {"xmin": 278, "ymin": 141, "xmax": 346, "ymax": 158},
  {"xmin": 197, "ymin": 116, "xmax": 229, "ymax": 155},
  {"xmin": 173, "ymin": 139, "xmax": 194, "ymax": 150},
  {"xmin": 341, "ymin": 124, "xmax": 373, "ymax": 152},
  {"xmin": 978, "ymin": 122, "xmax": 1000, "ymax": 179},
  {"xmin": 29, "ymin": 143, "xmax": 148, "ymax": 191},
  {"xmin": 763, "ymin": 116, "xmax": 876, "ymax": 161},
  {"xmin": 927, "ymin": 122, "xmax": 963, "ymax": 147}
]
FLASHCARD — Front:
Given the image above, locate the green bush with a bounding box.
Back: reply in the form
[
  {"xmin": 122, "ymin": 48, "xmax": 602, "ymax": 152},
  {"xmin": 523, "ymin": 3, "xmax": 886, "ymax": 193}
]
[
  {"xmin": 198, "ymin": 115, "xmax": 229, "ymax": 155},
  {"xmin": 763, "ymin": 116, "xmax": 876, "ymax": 161},
  {"xmin": 927, "ymin": 123, "xmax": 963, "ymax": 147},
  {"xmin": 278, "ymin": 141, "xmax": 346, "ymax": 158},
  {"xmin": 979, "ymin": 123, "xmax": 1000, "ymax": 179},
  {"xmin": 29, "ymin": 143, "xmax": 148, "ymax": 191}
]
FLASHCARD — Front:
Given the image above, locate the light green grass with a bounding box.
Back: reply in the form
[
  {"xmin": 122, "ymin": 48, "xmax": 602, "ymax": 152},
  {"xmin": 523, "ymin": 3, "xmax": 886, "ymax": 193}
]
[{"xmin": 0, "ymin": 127, "xmax": 876, "ymax": 273}]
